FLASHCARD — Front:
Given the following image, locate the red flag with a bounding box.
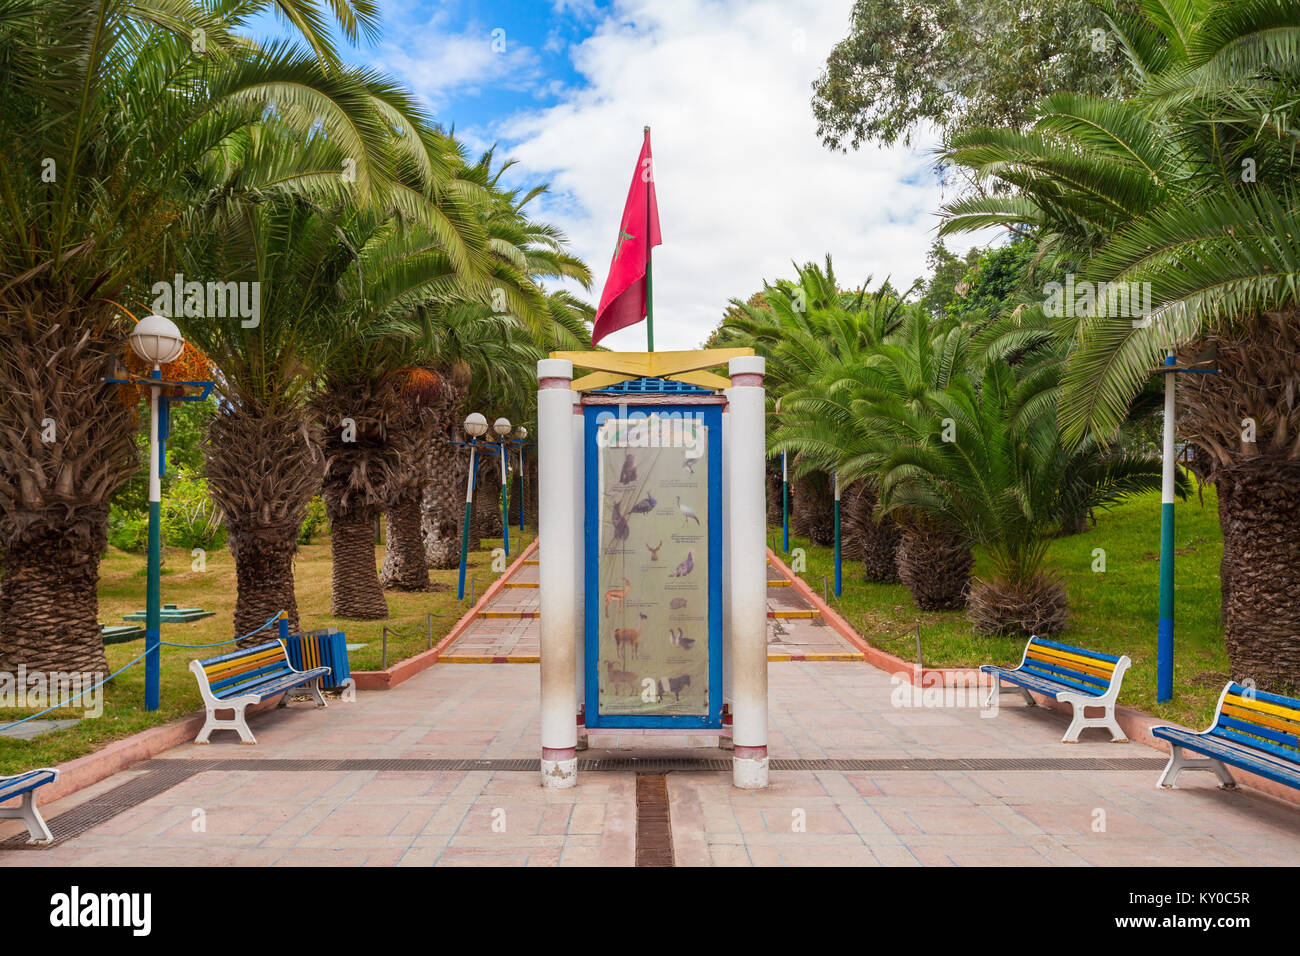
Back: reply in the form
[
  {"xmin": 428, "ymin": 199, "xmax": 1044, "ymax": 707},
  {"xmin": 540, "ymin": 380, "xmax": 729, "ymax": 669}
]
[{"xmin": 592, "ymin": 128, "xmax": 661, "ymax": 346}]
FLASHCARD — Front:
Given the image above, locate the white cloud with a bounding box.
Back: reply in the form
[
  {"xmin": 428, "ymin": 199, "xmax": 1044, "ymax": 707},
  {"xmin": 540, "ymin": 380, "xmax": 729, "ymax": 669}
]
[
  {"xmin": 369, "ymin": 5, "xmax": 543, "ymax": 110},
  {"xmin": 484, "ymin": 0, "xmax": 994, "ymax": 349}
]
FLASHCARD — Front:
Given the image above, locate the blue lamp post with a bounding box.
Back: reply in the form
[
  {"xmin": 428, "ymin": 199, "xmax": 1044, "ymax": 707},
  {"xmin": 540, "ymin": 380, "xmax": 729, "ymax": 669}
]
[
  {"xmin": 514, "ymin": 426, "xmax": 528, "ymax": 531},
  {"xmin": 457, "ymin": 412, "xmax": 488, "ymax": 600},
  {"xmin": 1154, "ymin": 346, "xmax": 1219, "ymax": 703},
  {"xmin": 127, "ymin": 315, "xmax": 186, "ymax": 712},
  {"xmin": 493, "ymin": 417, "xmax": 512, "ymax": 558}
]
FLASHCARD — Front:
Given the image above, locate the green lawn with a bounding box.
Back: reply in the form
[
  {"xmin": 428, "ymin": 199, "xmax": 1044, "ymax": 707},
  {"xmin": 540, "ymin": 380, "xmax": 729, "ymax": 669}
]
[
  {"xmin": 0, "ymin": 528, "xmax": 533, "ymax": 775},
  {"xmin": 776, "ymin": 485, "xmax": 1229, "ymax": 730}
]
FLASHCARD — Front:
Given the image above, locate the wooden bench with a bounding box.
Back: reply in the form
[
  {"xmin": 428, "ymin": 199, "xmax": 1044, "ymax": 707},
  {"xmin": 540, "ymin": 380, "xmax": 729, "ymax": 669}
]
[
  {"xmin": 0, "ymin": 768, "xmax": 59, "ymax": 844},
  {"xmin": 981, "ymin": 636, "xmax": 1131, "ymax": 742},
  {"xmin": 190, "ymin": 640, "xmax": 330, "ymax": 744},
  {"xmin": 1153, "ymin": 681, "xmax": 1300, "ymax": 792}
]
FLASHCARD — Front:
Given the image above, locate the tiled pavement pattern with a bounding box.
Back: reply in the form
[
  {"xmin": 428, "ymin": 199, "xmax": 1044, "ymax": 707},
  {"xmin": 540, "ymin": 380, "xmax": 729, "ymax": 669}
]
[
  {"xmin": 440, "ymin": 552, "xmax": 861, "ymax": 662},
  {"xmin": 4, "ymin": 661, "xmax": 1299, "ymax": 866}
]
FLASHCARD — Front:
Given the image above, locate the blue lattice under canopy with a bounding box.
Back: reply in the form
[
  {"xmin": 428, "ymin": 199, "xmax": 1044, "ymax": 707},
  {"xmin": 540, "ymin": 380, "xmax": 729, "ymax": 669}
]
[{"xmin": 590, "ymin": 376, "xmax": 715, "ymax": 396}]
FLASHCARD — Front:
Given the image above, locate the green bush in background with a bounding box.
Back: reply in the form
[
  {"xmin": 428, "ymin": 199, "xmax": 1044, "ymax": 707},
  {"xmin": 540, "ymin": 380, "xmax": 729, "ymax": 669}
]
[
  {"xmin": 160, "ymin": 467, "xmax": 227, "ymax": 551},
  {"xmin": 298, "ymin": 495, "xmax": 328, "ymax": 544},
  {"xmin": 107, "ymin": 509, "xmax": 149, "ymax": 553}
]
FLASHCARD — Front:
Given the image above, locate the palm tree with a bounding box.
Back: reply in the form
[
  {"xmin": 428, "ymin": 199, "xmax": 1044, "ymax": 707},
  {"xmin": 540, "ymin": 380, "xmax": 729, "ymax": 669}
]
[
  {"xmin": 412, "ymin": 153, "xmax": 592, "ymax": 567},
  {"xmin": 774, "ymin": 306, "xmax": 975, "ymax": 609},
  {"xmin": 940, "ymin": 0, "xmax": 1300, "ymax": 683},
  {"xmin": 718, "ymin": 257, "xmax": 910, "ymax": 573},
  {"xmin": 879, "ymin": 360, "xmax": 1169, "ymax": 633},
  {"xmin": 0, "ymin": 0, "xmax": 384, "ymax": 671},
  {"xmin": 178, "ymin": 77, "xmax": 492, "ymax": 634}
]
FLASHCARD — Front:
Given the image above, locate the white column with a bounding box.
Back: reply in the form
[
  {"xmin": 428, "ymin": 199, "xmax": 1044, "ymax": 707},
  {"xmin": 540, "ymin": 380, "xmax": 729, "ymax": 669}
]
[
  {"xmin": 726, "ymin": 356, "xmax": 769, "ymax": 789},
  {"xmin": 537, "ymin": 359, "xmax": 578, "ymax": 788}
]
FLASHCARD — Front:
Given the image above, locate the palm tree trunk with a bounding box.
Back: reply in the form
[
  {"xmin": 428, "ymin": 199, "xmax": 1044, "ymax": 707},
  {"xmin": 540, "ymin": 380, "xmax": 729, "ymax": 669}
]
[
  {"xmin": 766, "ymin": 459, "xmax": 783, "ymax": 526},
  {"xmin": 1176, "ymin": 322, "xmax": 1300, "ymax": 689},
  {"xmin": 1216, "ymin": 477, "xmax": 1233, "ymax": 627},
  {"xmin": 0, "ymin": 296, "xmax": 137, "ymax": 673},
  {"xmin": 792, "ymin": 472, "xmax": 835, "ymax": 545},
  {"xmin": 422, "ymin": 423, "xmax": 467, "ymax": 569},
  {"xmin": 526, "ymin": 452, "xmax": 539, "ymax": 528},
  {"xmin": 843, "ymin": 481, "xmax": 900, "ymax": 583},
  {"xmin": 0, "ymin": 509, "xmax": 111, "ymax": 674},
  {"xmin": 205, "ymin": 404, "xmax": 320, "ymax": 643},
  {"xmin": 1217, "ymin": 459, "xmax": 1300, "ymax": 689},
  {"xmin": 380, "ymin": 486, "xmax": 430, "ymax": 591},
  {"xmin": 327, "ymin": 497, "xmax": 388, "ymax": 618},
  {"xmin": 227, "ymin": 526, "xmax": 303, "ymax": 642},
  {"xmin": 896, "ymin": 525, "xmax": 972, "ymax": 611},
  {"xmin": 475, "ymin": 460, "xmax": 503, "ymax": 538}
]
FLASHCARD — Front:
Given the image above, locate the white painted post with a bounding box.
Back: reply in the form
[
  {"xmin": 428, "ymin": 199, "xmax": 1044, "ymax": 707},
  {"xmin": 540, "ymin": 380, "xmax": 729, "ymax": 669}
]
[
  {"xmin": 537, "ymin": 359, "xmax": 578, "ymax": 788},
  {"xmin": 727, "ymin": 356, "xmax": 769, "ymax": 789}
]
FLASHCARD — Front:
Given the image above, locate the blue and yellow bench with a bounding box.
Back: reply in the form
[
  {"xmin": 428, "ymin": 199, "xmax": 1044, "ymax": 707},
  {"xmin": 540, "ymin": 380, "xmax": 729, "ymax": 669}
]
[
  {"xmin": 189, "ymin": 640, "xmax": 330, "ymax": 745},
  {"xmin": 1154, "ymin": 682, "xmax": 1300, "ymax": 792},
  {"xmin": 981, "ymin": 636, "xmax": 1131, "ymax": 743},
  {"xmin": 0, "ymin": 768, "xmax": 59, "ymax": 844}
]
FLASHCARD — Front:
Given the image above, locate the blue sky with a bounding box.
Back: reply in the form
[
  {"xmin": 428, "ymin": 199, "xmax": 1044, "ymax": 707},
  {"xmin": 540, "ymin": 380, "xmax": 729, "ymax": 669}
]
[{"xmin": 252, "ymin": 0, "xmax": 989, "ymax": 350}]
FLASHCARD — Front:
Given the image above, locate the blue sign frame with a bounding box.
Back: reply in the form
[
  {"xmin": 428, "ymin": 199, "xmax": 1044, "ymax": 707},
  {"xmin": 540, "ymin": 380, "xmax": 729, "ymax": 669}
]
[{"xmin": 583, "ymin": 401, "xmax": 724, "ymax": 729}]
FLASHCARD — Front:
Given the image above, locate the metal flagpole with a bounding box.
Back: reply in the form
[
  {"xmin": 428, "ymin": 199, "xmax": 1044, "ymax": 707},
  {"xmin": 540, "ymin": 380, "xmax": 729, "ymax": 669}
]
[{"xmin": 644, "ymin": 126, "xmax": 654, "ymax": 353}]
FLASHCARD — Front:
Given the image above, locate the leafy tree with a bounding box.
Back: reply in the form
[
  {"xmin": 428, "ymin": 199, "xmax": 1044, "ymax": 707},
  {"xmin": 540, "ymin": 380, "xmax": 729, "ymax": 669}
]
[{"xmin": 812, "ymin": 0, "xmax": 1137, "ymax": 151}]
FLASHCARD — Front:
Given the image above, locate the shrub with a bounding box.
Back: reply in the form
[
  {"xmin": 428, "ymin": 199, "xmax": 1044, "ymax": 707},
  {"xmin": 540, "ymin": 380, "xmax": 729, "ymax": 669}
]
[
  {"xmin": 108, "ymin": 508, "xmax": 149, "ymax": 553},
  {"xmin": 299, "ymin": 494, "xmax": 328, "ymax": 544},
  {"xmin": 160, "ymin": 467, "xmax": 227, "ymax": 551}
]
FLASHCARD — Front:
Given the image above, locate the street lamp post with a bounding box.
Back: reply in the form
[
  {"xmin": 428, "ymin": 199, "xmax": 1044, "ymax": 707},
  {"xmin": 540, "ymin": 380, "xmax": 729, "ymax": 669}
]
[
  {"xmin": 833, "ymin": 471, "xmax": 842, "ymax": 597},
  {"xmin": 514, "ymin": 426, "xmax": 528, "ymax": 531},
  {"xmin": 128, "ymin": 315, "xmax": 185, "ymax": 712},
  {"xmin": 493, "ymin": 417, "xmax": 512, "ymax": 557},
  {"xmin": 458, "ymin": 412, "xmax": 488, "ymax": 600}
]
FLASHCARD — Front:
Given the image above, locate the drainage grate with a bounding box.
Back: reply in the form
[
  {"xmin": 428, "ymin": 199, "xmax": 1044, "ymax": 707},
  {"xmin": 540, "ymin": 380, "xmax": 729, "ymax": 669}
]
[
  {"xmin": 2, "ymin": 754, "xmax": 1168, "ymax": 849},
  {"xmin": 146, "ymin": 756, "xmax": 1167, "ymax": 773},
  {"xmin": 1, "ymin": 760, "xmax": 202, "ymax": 849},
  {"xmin": 635, "ymin": 775, "xmax": 674, "ymax": 867}
]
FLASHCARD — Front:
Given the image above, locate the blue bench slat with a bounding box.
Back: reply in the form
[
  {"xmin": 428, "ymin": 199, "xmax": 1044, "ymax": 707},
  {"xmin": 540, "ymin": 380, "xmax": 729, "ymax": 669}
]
[
  {"xmin": 1210, "ymin": 726, "xmax": 1300, "ymax": 767},
  {"xmin": 1216, "ymin": 714, "xmax": 1300, "ymax": 752},
  {"xmin": 1019, "ymin": 661, "xmax": 1109, "ymax": 693},
  {"xmin": 238, "ymin": 667, "xmax": 331, "ymax": 701},
  {"xmin": 981, "ymin": 666, "xmax": 1066, "ymax": 700},
  {"xmin": 197, "ymin": 640, "xmax": 284, "ymax": 669},
  {"xmin": 1154, "ymin": 727, "xmax": 1300, "ymax": 787},
  {"xmin": 1227, "ymin": 682, "xmax": 1300, "ymax": 713},
  {"xmin": 1007, "ymin": 664, "xmax": 1104, "ymax": 698},
  {"xmin": 211, "ymin": 661, "xmax": 294, "ymax": 695},
  {"xmin": 0, "ymin": 769, "xmax": 56, "ymax": 800},
  {"xmin": 1031, "ymin": 636, "xmax": 1121, "ymax": 664}
]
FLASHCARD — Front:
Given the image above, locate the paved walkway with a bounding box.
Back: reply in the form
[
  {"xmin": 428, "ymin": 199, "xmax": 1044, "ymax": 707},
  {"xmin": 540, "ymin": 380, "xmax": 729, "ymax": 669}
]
[{"xmin": 4, "ymin": 660, "xmax": 1299, "ymax": 866}]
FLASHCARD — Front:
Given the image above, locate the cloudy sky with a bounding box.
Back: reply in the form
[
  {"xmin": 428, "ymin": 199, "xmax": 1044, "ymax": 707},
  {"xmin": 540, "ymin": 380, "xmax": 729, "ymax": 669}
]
[{"xmin": 259, "ymin": 0, "xmax": 990, "ymax": 350}]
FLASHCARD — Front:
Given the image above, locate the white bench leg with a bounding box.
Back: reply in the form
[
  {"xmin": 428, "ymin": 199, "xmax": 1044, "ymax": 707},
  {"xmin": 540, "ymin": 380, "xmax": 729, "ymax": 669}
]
[
  {"xmin": 0, "ymin": 791, "xmax": 54, "ymax": 845},
  {"xmin": 981, "ymin": 675, "xmax": 999, "ymax": 710},
  {"xmin": 194, "ymin": 705, "xmax": 256, "ymax": 745},
  {"xmin": 1062, "ymin": 702, "xmax": 1127, "ymax": 743},
  {"xmin": 305, "ymin": 677, "xmax": 326, "ymax": 709},
  {"xmin": 982, "ymin": 676, "xmax": 1033, "ymax": 709},
  {"xmin": 1157, "ymin": 744, "xmax": 1237, "ymax": 790}
]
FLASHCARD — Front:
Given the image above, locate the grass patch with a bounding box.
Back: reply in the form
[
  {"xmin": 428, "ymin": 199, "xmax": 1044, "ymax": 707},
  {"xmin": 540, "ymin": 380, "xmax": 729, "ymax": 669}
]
[
  {"xmin": 775, "ymin": 485, "xmax": 1228, "ymax": 730},
  {"xmin": 0, "ymin": 529, "xmax": 534, "ymax": 775}
]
